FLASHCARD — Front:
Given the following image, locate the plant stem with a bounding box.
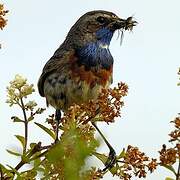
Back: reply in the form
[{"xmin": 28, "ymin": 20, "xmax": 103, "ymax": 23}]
[
  {"xmin": 20, "ymin": 97, "xmax": 28, "ymax": 154},
  {"xmin": 15, "ymin": 160, "xmax": 24, "ymax": 171},
  {"xmin": 176, "ymin": 159, "xmax": 180, "ymax": 180}
]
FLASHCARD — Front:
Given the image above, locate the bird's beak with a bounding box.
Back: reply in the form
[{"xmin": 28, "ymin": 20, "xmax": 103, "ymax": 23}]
[{"xmin": 111, "ymin": 17, "xmax": 137, "ymax": 31}]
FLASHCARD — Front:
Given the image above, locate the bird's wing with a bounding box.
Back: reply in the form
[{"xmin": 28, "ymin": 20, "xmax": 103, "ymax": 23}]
[{"xmin": 37, "ymin": 49, "xmax": 76, "ymax": 97}]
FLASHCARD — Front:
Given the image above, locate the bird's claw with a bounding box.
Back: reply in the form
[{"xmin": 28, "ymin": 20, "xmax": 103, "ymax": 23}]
[
  {"xmin": 54, "ymin": 137, "xmax": 59, "ymax": 144},
  {"xmin": 103, "ymin": 148, "xmax": 116, "ymax": 171}
]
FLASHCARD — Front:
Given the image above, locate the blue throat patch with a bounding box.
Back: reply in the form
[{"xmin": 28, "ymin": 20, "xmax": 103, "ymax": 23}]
[
  {"xmin": 77, "ymin": 28, "xmax": 114, "ymax": 70},
  {"xmin": 96, "ymin": 28, "xmax": 113, "ymax": 45}
]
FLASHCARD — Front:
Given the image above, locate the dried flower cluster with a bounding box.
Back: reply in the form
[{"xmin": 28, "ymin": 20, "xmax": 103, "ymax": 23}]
[
  {"xmin": 0, "ymin": 4, "xmax": 8, "ymax": 30},
  {"xmin": 81, "ymin": 167, "xmax": 104, "ymax": 180},
  {"xmin": 159, "ymin": 144, "xmax": 177, "ymax": 166},
  {"xmin": 159, "ymin": 117, "xmax": 180, "ymax": 166},
  {"xmin": 107, "ymin": 145, "xmax": 157, "ymax": 180},
  {"xmin": 0, "ymin": 4, "xmax": 8, "ymax": 48},
  {"xmin": 158, "ymin": 116, "xmax": 180, "ymax": 179},
  {"xmin": 61, "ymin": 82, "xmax": 128, "ymax": 125},
  {"xmin": 46, "ymin": 114, "xmax": 56, "ymax": 131},
  {"xmin": 123, "ymin": 145, "xmax": 157, "ymax": 178},
  {"xmin": 169, "ymin": 117, "xmax": 180, "ymax": 143}
]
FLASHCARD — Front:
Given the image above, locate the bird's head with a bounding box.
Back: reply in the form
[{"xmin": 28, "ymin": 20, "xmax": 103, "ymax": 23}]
[{"xmin": 65, "ymin": 10, "xmax": 137, "ymax": 48}]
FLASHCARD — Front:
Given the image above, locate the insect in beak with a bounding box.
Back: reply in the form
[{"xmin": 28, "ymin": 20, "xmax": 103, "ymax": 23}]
[
  {"xmin": 114, "ymin": 16, "xmax": 137, "ymax": 31},
  {"xmin": 116, "ymin": 16, "xmax": 138, "ymax": 45},
  {"xmin": 124, "ymin": 16, "xmax": 138, "ymax": 30}
]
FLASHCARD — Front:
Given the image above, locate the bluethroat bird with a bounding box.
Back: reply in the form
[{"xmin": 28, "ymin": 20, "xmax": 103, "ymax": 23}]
[{"xmin": 38, "ymin": 10, "xmax": 137, "ymax": 170}]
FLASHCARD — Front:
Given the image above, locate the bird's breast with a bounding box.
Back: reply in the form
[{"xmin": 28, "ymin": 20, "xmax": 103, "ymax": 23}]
[
  {"xmin": 71, "ymin": 64, "xmax": 113, "ymax": 88},
  {"xmin": 43, "ymin": 44, "xmax": 113, "ymax": 110}
]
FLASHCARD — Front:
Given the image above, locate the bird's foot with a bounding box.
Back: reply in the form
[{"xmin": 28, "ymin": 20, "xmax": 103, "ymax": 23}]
[
  {"xmin": 103, "ymin": 148, "xmax": 116, "ymax": 171},
  {"xmin": 54, "ymin": 137, "xmax": 59, "ymax": 144}
]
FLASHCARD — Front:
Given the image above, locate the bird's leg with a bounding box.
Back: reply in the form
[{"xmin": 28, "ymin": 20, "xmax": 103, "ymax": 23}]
[
  {"xmin": 92, "ymin": 122, "xmax": 116, "ymax": 171},
  {"xmin": 55, "ymin": 109, "xmax": 61, "ymax": 143}
]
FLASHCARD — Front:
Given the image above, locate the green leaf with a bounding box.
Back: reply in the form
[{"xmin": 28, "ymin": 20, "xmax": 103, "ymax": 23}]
[
  {"xmin": 117, "ymin": 148, "xmax": 126, "ymax": 159},
  {"xmin": 28, "ymin": 116, "xmax": 34, "ymax": 122},
  {"xmin": 36, "ymin": 167, "xmax": 45, "ymax": 172},
  {"xmin": 34, "ymin": 157, "xmax": 41, "ymax": 167},
  {"xmin": 35, "ymin": 108, "xmax": 46, "ymax": 114},
  {"xmin": 6, "ymin": 164, "xmax": 20, "ymax": 176},
  {"xmin": 30, "ymin": 143, "xmax": 37, "ymax": 149},
  {"xmin": 6, "ymin": 149, "xmax": 22, "ymax": 156},
  {"xmin": 11, "ymin": 116, "xmax": 24, "ymax": 123},
  {"xmin": 0, "ymin": 163, "xmax": 13, "ymax": 173},
  {"xmin": 109, "ymin": 165, "xmax": 118, "ymax": 175},
  {"xmin": 34, "ymin": 122, "xmax": 55, "ymax": 140},
  {"xmin": 21, "ymin": 154, "xmax": 30, "ymax": 163},
  {"xmin": 15, "ymin": 135, "xmax": 25, "ymax": 148},
  {"xmin": 0, "ymin": 163, "xmax": 7, "ymax": 170},
  {"xmin": 162, "ymin": 164, "xmax": 176, "ymax": 176},
  {"xmin": 0, "ymin": 163, "xmax": 14, "ymax": 177},
  {"xmin": 165, "ymin": 177, "xmax": 175, "ymax": 180},
  {"xmin": 93, "ymin": 152, "xmax": 107, "ymax": 164}
]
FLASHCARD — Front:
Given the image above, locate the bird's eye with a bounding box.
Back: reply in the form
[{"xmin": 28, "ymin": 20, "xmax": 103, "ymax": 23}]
[{"xmin": 96, "ymin": 16, "xmax": 106, "ymax": 24}]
